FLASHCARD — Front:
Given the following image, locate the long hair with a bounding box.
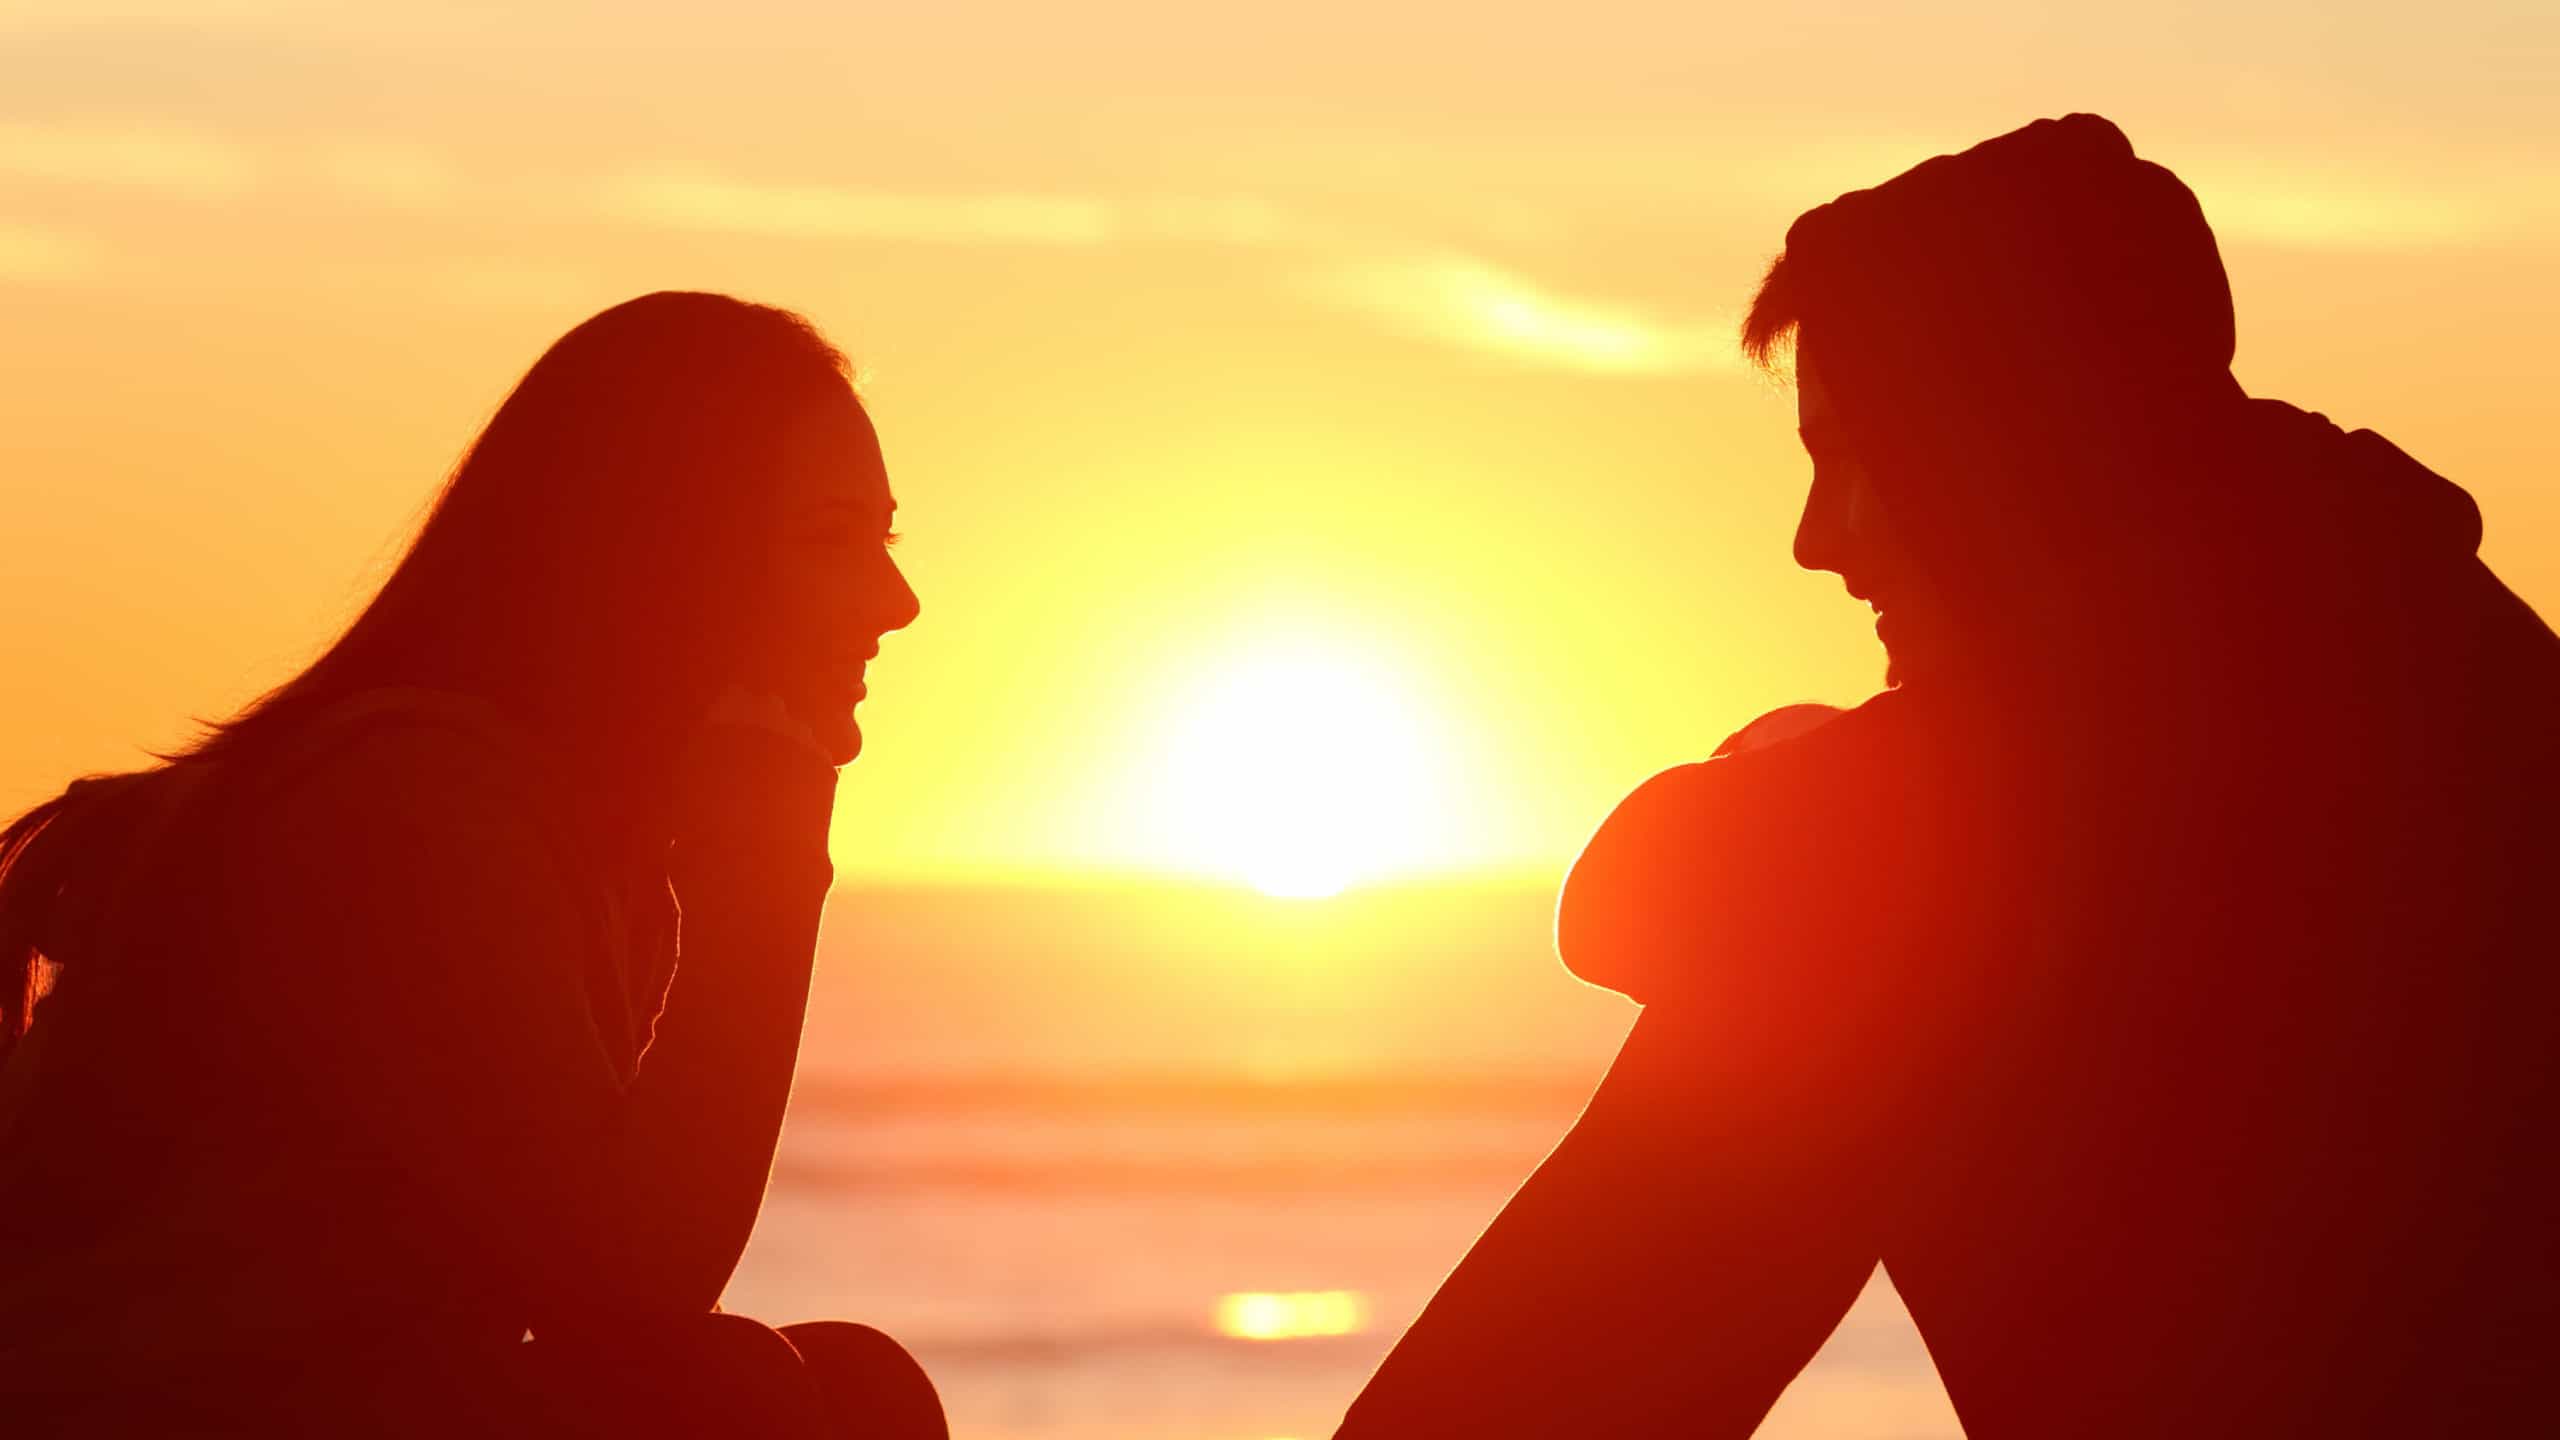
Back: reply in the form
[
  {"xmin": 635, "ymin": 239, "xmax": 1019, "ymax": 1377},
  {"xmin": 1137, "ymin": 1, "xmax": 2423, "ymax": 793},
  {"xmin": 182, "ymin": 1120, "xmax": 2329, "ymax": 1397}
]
[{"xmin": 0, "ymin": 291, "xmax": 856, "ymax": 1059}]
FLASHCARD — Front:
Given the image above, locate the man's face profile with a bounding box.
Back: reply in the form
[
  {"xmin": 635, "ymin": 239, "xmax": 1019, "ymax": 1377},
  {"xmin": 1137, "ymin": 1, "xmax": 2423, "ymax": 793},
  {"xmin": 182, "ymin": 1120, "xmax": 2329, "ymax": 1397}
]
[{"xmin": 1791, "ymin": 346, "xmax": 1942, "ymax": 688}]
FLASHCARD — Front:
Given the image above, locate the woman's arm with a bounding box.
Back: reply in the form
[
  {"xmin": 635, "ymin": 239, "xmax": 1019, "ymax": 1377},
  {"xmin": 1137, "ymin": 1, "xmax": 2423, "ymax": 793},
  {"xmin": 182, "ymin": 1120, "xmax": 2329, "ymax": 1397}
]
[
  {"xmin": 238, "ymin": 710, "xmax": 835, "ymax": 1333},
  {"xmin": 581, "ymin": 719, "xmax": 837, "ymax": 1321}
]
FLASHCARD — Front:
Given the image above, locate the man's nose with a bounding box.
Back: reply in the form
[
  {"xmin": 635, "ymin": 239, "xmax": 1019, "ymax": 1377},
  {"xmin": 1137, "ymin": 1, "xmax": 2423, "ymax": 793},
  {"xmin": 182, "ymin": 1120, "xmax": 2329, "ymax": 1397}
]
[{"xmin": 1794, "ymin": 470, "xmax": 1849, "ymax": 575}]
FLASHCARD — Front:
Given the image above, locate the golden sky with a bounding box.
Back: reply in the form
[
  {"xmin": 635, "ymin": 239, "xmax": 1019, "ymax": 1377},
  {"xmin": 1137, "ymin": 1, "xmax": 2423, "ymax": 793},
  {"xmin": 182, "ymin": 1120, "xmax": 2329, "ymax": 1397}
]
[{"xmin": 4, "ymin": 1, "xmax": 2555, "ymax": 888}]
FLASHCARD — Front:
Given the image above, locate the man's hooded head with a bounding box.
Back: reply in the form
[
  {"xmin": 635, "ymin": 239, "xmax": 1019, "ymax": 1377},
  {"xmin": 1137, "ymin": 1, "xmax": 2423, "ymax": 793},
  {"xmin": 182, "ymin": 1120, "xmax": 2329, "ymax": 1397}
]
[{"xmin": 1756, "ymin": 115, "xmax": 2255, "ymax": 687}]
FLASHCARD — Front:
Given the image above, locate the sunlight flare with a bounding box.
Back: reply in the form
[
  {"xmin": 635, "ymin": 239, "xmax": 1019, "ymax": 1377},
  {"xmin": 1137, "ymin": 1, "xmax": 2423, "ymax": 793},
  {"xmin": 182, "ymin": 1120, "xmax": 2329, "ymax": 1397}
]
[
  {"xmin": 1135, "ymin": 636, "xmax": 1464, "ymax": 897},
  {"xmin": 1214, "ymin": 1290, "xmax": 1368, "ymax": 1341}
]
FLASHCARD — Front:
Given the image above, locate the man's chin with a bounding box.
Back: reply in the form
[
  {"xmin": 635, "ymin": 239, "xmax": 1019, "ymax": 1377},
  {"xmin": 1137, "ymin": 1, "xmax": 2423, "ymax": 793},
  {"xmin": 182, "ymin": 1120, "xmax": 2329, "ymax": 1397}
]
[
  {"xmin": 1883, "ymin": 647, "xmax": 1927, "ymax": 692},
  {"xmin": 1877, "ymin": 613, "xmax": 1933, "ymax": 690}
]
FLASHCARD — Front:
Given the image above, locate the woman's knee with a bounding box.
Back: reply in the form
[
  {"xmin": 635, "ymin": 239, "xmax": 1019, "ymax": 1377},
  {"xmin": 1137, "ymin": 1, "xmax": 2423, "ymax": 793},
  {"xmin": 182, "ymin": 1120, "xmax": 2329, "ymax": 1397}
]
[
  {"xmin": 525, "ymin": 1313, "xmax": 828, "ymax": 1439},
  {"xmin": 780, "ymin": 1322, "xmax": 948, "ymax": 1440},
  {"xmin": 685, "ymin": 1312, "xmax": 819, "ymax": 1387}
]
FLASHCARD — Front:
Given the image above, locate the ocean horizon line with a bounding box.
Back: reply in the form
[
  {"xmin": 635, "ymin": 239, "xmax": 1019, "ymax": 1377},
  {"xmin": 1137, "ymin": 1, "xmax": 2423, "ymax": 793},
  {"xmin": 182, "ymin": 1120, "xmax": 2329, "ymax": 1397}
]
[{"xmin": 786, "ymin": 1068, "xmax": 1602, "ymax": 1118}]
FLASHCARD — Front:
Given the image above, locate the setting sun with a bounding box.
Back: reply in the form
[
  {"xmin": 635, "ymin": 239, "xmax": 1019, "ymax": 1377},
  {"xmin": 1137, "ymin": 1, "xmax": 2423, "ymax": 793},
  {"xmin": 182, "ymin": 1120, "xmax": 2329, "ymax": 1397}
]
[{"xmin": 1132, "ymin": 636, "xmax": 1463, "ymax": 898}]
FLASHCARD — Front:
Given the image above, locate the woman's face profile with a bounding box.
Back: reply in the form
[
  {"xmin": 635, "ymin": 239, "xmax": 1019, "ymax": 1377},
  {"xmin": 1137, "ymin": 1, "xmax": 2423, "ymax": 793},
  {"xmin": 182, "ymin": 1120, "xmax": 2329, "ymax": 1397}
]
[{"xmin": 755, "ymin": 393, "xmax": 920, "ymax": 765}]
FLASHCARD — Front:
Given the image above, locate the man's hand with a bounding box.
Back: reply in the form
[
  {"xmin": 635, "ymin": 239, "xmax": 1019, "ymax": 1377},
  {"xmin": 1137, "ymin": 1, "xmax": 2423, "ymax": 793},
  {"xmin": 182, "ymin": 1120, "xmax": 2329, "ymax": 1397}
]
[
  {"xmin": 1714, "ymin": 702, "xmax": 1847, "ymax": 758},
  {"xmin": 697, "ymin": 685, "xmax": 836, "ymax": 769}
]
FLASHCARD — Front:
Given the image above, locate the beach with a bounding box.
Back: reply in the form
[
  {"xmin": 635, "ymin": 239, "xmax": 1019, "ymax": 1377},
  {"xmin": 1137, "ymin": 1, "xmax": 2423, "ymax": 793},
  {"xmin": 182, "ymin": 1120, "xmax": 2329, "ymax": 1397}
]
[{"xmin": 726, "ymin": 881, "xmax": 1964, "ymax": 1439}]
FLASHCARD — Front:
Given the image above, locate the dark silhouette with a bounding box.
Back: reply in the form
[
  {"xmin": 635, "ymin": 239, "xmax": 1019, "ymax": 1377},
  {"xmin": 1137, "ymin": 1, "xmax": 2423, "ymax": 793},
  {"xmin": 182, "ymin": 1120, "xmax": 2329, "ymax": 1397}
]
[
  {"xmin": 0, "ymin": 293, "xmax": 935, "ymax": 1436},
  {"xmin": 1338, "ymin": 115, "xmax": 2559, "ymax": 1436}
]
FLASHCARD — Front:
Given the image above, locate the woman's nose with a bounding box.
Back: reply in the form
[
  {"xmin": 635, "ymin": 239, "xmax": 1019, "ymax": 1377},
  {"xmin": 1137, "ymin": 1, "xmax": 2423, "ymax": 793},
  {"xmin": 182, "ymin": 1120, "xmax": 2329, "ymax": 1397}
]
[{"xmin": 877, "ymin": 561, "xmax": 920, "ymax": 635}]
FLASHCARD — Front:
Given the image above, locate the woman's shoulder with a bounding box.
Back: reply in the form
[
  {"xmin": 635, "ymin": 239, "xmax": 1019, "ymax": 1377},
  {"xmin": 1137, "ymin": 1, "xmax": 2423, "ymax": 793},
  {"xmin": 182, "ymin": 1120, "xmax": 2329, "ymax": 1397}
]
[
  {"xmin": 270, "ymin": 685, "xmax": 533, "ymax": 778},
  {"xmin": 220, "ymin": 687, "xmax": 569, "ymax": 875},
  {"xmin": 219, "ymin": 689, "xmax": 634, "ymax": 1016},
  {"xmin": 214, "ymin": 690, "xmax": 644, "ymax": 1098}
]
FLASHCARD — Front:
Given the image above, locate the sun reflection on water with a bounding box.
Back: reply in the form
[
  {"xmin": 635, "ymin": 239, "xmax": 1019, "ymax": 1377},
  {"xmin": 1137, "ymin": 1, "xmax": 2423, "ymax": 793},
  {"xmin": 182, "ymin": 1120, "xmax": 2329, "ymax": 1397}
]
[{"xmin": 1213, "ymin": 1289, "xmax": 1369, "ymax": 1341}]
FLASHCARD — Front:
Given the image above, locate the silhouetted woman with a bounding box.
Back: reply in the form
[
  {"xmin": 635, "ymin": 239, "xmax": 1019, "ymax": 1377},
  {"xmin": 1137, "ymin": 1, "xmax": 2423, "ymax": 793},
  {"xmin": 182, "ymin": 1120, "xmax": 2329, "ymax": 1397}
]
[{"xmin": 0, "ymin": 293, "xmax": 936, "ymax": 1437}]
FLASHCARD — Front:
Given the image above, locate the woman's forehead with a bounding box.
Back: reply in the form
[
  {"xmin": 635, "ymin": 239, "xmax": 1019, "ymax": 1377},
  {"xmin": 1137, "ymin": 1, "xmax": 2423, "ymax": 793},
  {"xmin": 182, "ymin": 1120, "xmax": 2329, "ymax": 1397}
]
[{"xmin": 777, "ymin": 396, "xmax": 891, "ymax": 509}]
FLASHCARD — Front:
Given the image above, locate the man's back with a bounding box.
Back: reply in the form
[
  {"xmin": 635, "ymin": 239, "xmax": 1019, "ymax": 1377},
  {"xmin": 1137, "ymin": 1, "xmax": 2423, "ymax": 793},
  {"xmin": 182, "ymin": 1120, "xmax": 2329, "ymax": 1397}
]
[
  {"xmin": 1342, "ymin": 479, "xmax": 2558, "ymax": 1440},
  {"xmin": 1878, "ymin": 557, "xmax": 2559, "ymax": 1432}
]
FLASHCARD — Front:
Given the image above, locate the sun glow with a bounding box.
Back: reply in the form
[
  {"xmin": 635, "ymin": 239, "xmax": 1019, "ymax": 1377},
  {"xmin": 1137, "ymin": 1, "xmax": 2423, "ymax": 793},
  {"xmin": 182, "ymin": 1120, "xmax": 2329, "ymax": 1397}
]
[
  {"xmin": 1213, "ymin": 1290, "xmax": 1369, "ymax": 1341},
  {"xmin": 1134, "ymin": 636, "xmax": 1464, "ymax": 898}
]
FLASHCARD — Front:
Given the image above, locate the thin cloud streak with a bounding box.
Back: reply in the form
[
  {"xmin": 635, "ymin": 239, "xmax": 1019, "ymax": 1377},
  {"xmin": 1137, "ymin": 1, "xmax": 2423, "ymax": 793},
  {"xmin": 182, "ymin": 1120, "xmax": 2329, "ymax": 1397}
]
[
  {"xmin": 1317, "ymin": 253, "xmax": 1740, "ymax": 376},
  {"xmin": 309, "ymin": 138, "xmax": 458, "ymax": 213},
  {"xmin": 0, "ymin": 219, "xmax": 93, "ymax": 282},
  {"xmin": 0, "ymin": 1, "xmax": 324, "ymax": 24},
  {"xmin": 0, "ymin": 123, "xmax": 461, "ymax": 212},
  {"xmin": 596, "ymin": 174, "xmax": 1346, "ymax": 251},
  {"xmin": 599, "ymin": 175, "xmax": 1119, "ymax": 247},
  {"xmin": 596, "ymin": 170, "xmax": 1737, "ymax": 374},
  {"xmin": 0, "ymin": 122, "xmax": 258, "ymax": 193},
  {"xmin": 0, "ymin": 124, "xmax": 1742, "ymax": 375},
  {"xmin": 2197, "ymin": 179, "xmax": 2492, "ymax": 251}
]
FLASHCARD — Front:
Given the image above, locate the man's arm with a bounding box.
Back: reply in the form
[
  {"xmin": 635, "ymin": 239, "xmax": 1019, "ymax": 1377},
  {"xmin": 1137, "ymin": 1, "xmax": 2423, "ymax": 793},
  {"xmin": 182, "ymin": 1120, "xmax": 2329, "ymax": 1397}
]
[
  {"xmin": 1558, "ymin": 704, "xmax": 1850, "ymax": 1005},
  {"xmin": 1335, "ymin": 1007, "xmax": 1881, "ymax": 1437},
  {"xmin": 1341, "ymin": 704, "xmax": 1904, "ymax": 1436}
]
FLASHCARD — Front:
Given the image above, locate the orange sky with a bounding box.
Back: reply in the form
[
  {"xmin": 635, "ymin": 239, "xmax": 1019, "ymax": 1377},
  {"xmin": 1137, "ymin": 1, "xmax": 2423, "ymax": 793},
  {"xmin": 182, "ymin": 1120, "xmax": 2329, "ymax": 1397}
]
[{"xmin": 4, "ymin": 2, "xmax": 2555, "ymax": 887}]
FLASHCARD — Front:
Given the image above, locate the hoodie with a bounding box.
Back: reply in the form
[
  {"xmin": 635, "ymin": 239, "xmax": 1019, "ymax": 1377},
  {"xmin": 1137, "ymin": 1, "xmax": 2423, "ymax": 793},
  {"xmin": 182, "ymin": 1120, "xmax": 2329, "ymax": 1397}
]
[{"xmin": 1549, "ymin": 115, "xmax": 2560, "ymax": 1433}]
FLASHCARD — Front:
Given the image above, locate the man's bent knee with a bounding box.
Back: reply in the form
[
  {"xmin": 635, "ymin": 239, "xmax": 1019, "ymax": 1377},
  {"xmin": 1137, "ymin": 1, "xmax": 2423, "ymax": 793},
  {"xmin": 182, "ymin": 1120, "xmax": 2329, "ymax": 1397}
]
[{"xmin": 528, "ymin": 1313, "xmax": 828, "ymax": 1439}]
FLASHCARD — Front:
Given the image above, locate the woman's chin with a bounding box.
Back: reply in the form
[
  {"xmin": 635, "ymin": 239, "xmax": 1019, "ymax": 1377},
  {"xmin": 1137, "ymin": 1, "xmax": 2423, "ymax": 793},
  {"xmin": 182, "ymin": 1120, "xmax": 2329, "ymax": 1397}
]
[{"xmin": 821, "ymin": 712, "xmax": 863, "ymax": 767}]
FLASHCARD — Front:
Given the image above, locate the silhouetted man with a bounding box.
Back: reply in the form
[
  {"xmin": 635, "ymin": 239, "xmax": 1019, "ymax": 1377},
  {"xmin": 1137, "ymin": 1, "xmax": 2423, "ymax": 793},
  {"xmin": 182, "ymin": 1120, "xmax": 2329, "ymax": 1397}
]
[{"xmin": 1337, "ymin": 115, "xmax": 2559, "ymax": 1437}]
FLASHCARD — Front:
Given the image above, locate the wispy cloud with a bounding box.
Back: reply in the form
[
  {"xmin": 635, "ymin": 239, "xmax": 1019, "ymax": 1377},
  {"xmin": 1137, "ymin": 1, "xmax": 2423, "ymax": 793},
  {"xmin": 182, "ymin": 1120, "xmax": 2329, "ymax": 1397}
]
[
  {"xmin": 0, "ymin": 123, "xmax": 472, "ymax": 212},
  {"xmin": 1128, "ymin": 194, "xmax": 1331, "ymax": 248},
  {"xmin": 426, "ymin": 257, "xmax": 598, "ymax": 307},
  {"xmin": 598, "ymin": 175, "xmax": 1118, "ymax": 247},
  {"xmin": 2197, "ymin": 178, "xmax": 2492, "ymax": 251},
  {"xmin": 0, "ymin": 125, "xmax": 1739, "ymax": 377},
  {"xmin": 594, "ymin": 172, "xmax": 1351, "ymax": 252},
  {"xmin": 309, "ymin": 137, "xmax": 456, "ymax": 213},
  {"xmin": 0, "ymin": 1, "xmax": 323, "ymax": 23},
  {"xmin": 0, "ymin": 122, "xmax": 258, "ymax": 193},
  {"xmin": 0, "ymin": 1, "xmax": 250, "ymax": 26},
  {"xmin": 0, "ymin": 219, "xmax": 94, "ymax": 282},
  {"xmin": 1316, "ymin": 253, "xmax": 1738, "ymax": 375},
  {"xmin": 590, "ymin": 167, "xmax": 1727, "ymax": 374}
]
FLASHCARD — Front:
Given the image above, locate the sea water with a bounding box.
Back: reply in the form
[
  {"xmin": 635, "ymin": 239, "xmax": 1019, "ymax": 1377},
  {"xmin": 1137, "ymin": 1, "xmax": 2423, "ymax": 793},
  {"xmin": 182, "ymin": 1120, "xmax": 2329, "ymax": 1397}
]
[{"xmin": 723, "ymin": 881, "xmax": 1963, "ymax": 1439}]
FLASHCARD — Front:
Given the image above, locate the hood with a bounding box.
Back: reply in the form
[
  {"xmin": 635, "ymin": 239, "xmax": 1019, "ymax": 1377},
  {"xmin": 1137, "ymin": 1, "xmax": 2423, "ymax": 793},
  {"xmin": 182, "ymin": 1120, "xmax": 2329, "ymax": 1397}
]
[
  {"xmin": 1775, "ymin": 115, "xmax": 2491, "ymax": 688},
  {"xmin": 2234, "ymin": 398, "xmax": 2482, "ymax": 570}
]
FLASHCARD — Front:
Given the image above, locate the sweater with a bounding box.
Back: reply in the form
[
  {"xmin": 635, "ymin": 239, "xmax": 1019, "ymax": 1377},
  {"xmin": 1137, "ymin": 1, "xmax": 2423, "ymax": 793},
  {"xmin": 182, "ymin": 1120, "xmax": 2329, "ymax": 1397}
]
[{"xmin": 0, "ymin": 685, "xmax": 838, "ymax": 1430}]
